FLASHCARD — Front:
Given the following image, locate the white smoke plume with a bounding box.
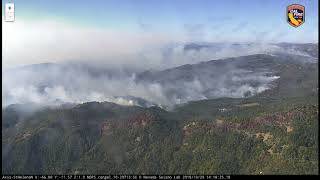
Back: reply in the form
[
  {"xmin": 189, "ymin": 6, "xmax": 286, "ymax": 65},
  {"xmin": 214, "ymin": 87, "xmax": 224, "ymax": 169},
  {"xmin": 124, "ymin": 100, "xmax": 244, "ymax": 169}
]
[{"xmin": 2, "ymin": 56, "xmax": 281, "ymax": 109}]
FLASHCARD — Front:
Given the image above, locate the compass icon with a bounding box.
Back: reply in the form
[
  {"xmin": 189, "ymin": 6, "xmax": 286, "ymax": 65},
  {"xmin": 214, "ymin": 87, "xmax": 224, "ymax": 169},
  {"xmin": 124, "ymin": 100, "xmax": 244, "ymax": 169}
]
[{"xmin": 5, "ymin": 3, "xmax": 15, "ymax": 22}]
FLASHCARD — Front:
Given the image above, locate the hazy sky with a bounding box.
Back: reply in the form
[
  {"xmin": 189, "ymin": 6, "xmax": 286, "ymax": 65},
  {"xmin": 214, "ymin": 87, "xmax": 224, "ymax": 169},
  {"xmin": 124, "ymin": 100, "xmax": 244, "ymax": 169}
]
[{"xmin": 2, "ymin": 0, "xmax": 318, "ymax": 67}]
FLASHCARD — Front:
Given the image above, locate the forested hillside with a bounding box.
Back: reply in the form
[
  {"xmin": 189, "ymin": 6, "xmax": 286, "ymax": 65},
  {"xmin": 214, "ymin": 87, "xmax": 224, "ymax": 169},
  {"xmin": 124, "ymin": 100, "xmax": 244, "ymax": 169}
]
[{"xmin": 2, "ymin": 50, "xmax": 318, "ymax": 174}]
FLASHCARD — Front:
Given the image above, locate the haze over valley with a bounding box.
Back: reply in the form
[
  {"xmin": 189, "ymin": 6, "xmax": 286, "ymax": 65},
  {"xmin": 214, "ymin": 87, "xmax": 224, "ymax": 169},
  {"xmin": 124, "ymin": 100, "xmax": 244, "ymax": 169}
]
[{"xmin": 2, "ymin": 43, "xmax": 317, "ymax": 109}]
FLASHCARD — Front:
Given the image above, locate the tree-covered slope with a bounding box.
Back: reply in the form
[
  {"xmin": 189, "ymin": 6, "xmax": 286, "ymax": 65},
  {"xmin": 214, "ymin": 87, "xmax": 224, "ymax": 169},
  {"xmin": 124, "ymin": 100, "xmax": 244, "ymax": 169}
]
[{"xmin": 2, "ymin": 52, "xmax": 318, "ymax": 174}]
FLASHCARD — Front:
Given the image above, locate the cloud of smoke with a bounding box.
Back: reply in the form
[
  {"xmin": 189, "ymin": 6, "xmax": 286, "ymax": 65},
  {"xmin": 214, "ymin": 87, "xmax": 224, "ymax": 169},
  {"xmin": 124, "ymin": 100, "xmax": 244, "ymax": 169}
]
[
  {"xmin": 2, "ymin": 56, "xmax": 281, "ymax": 109},
  {"xmin": 4, "ymin": 19, "xmax": 315, "ymax": 109}
]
